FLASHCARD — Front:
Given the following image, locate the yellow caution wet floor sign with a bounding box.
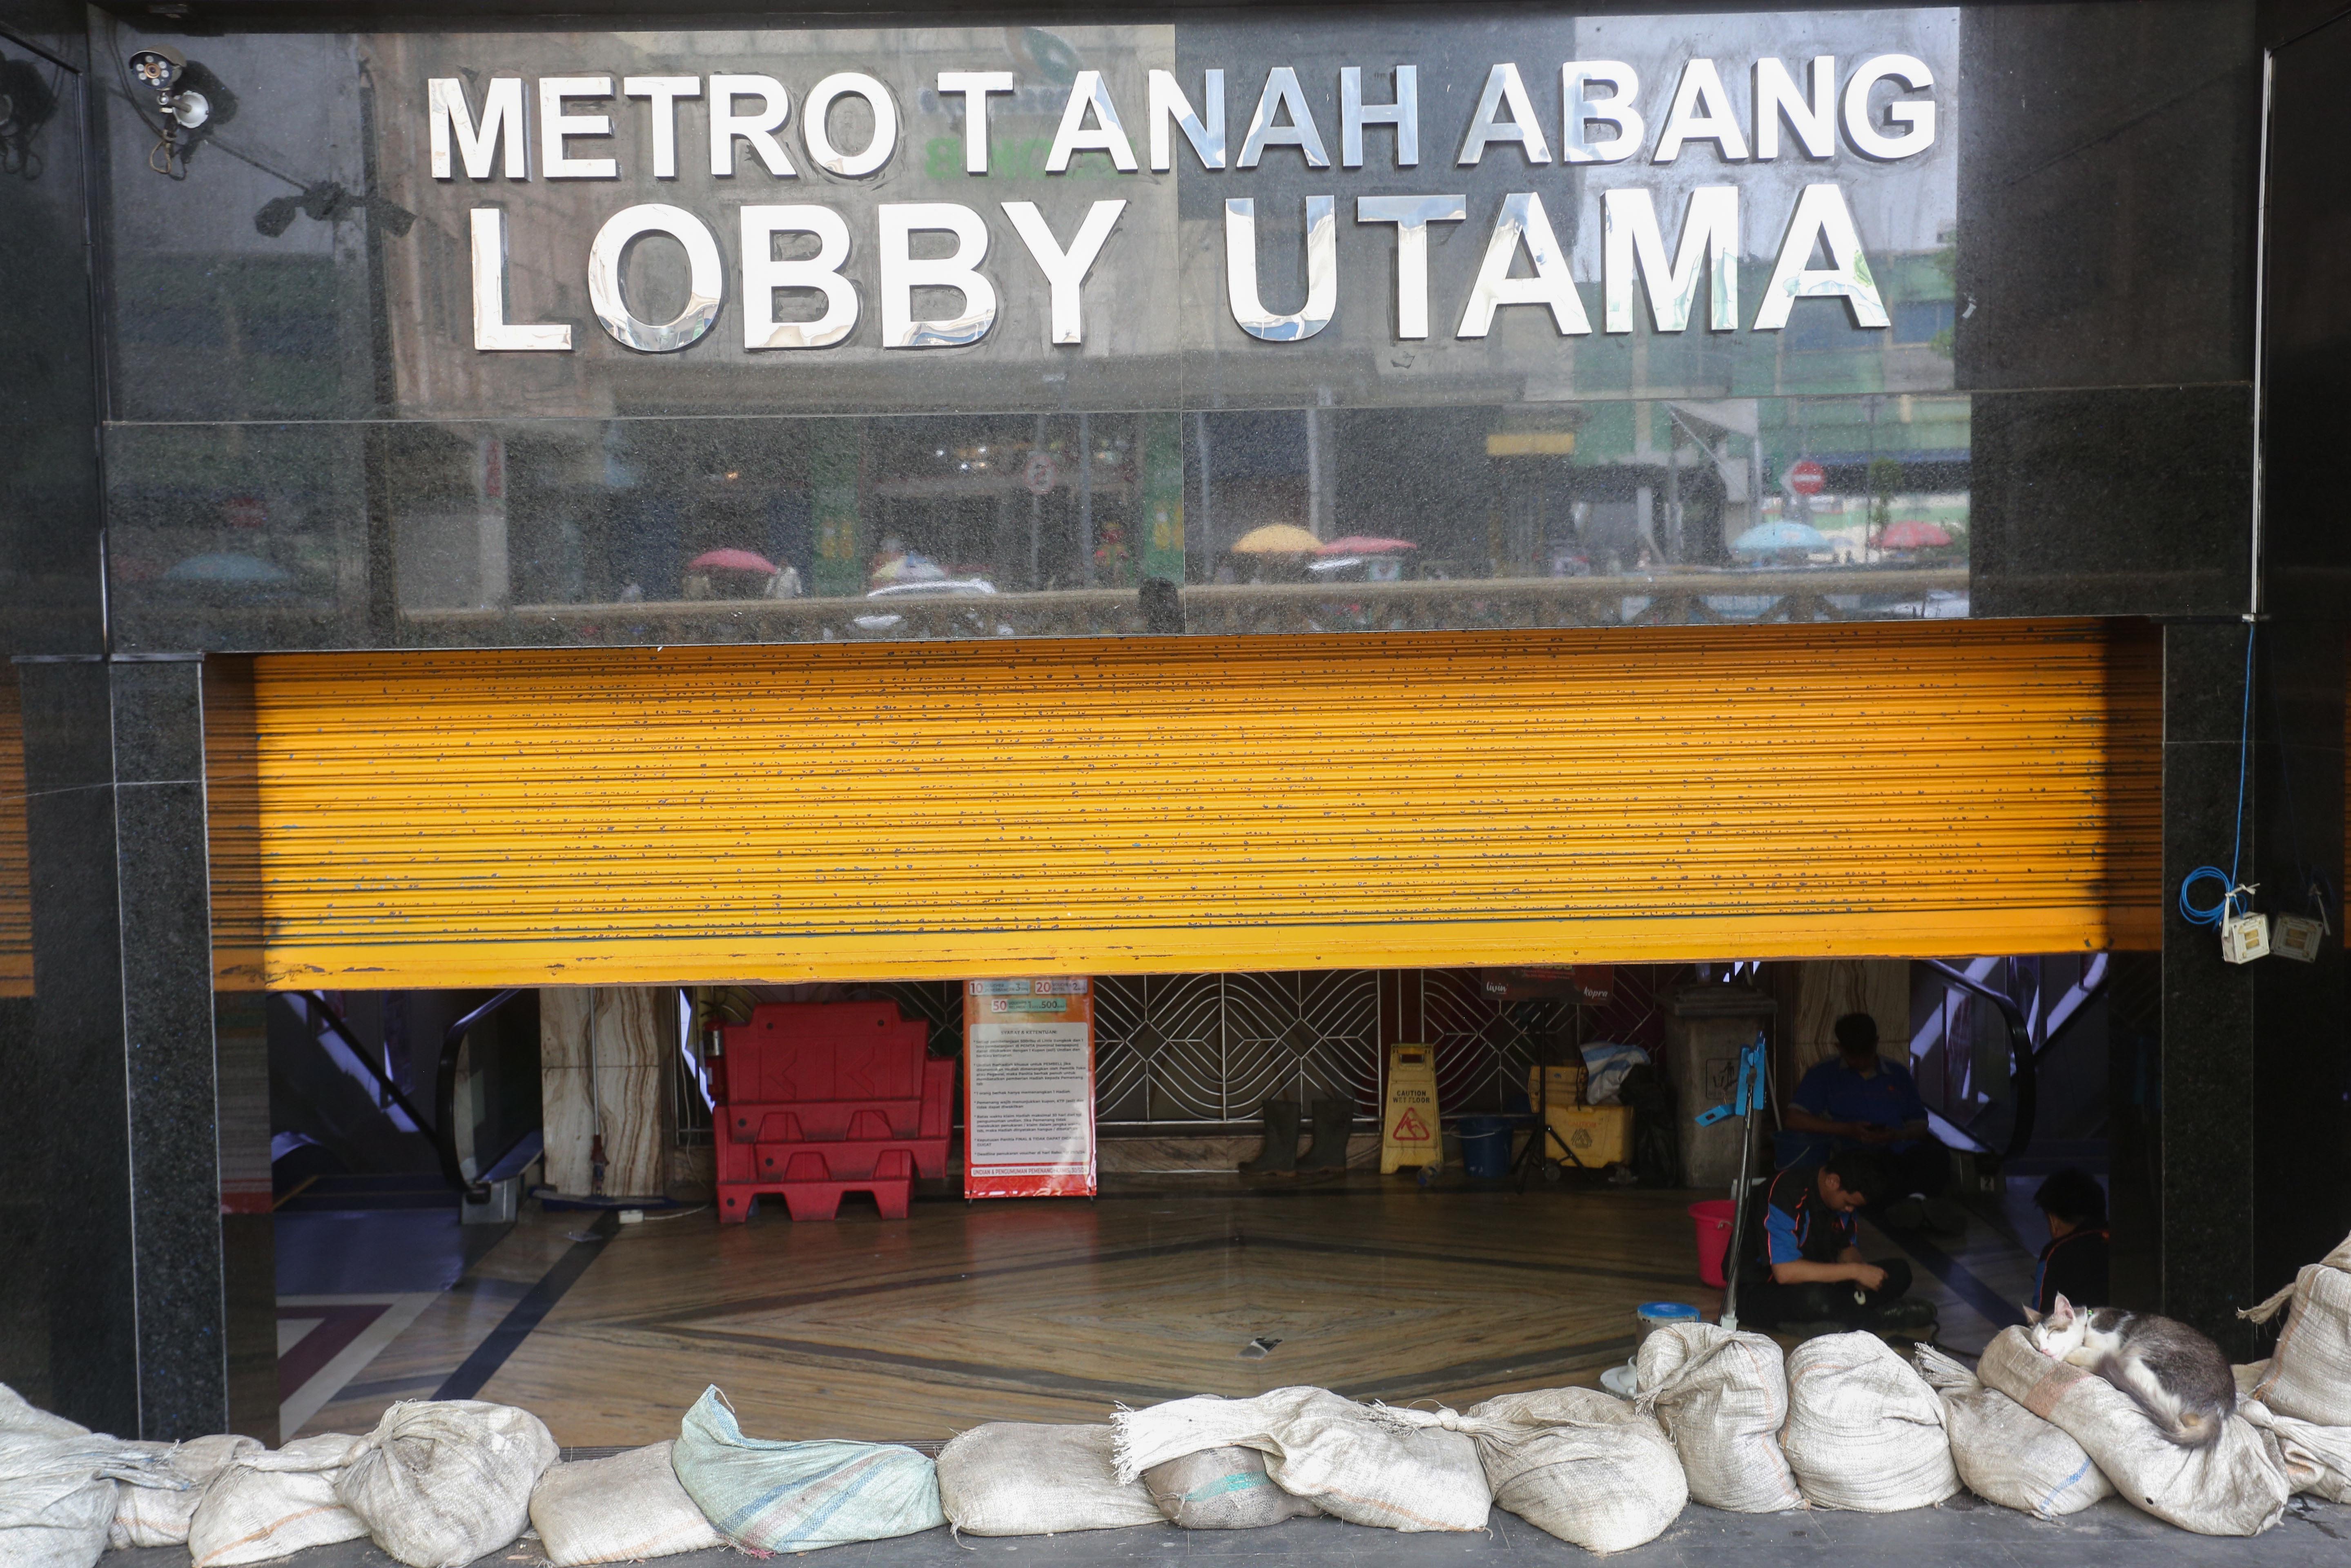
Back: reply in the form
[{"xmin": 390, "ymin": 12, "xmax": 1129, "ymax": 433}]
[{"xmin": 1380, "ymin": 1045, "xmax": 1442, "ymax": 1174}]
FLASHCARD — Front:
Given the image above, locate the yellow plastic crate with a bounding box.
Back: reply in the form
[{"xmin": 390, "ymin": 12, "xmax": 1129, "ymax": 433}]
[
  {"xmin": 1533, "ymin": 1103, "xmax": 1633, "ymax": 1169},
  {"xmin": 1526, "ymin": 1062, "xmax": 1587, "ymax": 1107}
]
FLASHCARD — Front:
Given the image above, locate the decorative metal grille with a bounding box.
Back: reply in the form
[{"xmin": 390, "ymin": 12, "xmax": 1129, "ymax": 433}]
[
  {"xmin": 1419, "ymin": 970, "xmax": 1571, "ymax": 1117},
  {"xmin": 869, "ymin": 980, "xmax": 961, "ymax": 1048},
  {"xmin": 707, "ymin": 968, "xmax": 1682, "ymax": 1132},
  {"xmin": 1095, "ymin": 970, "xmax": 1379, "ymax": 1126}
]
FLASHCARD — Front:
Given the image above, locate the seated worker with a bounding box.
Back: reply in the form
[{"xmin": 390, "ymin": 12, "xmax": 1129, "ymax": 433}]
[
  {"xmin": 2030, "ymin": 1167, "xmax": 2111, "ymax": 1316},
  {"xmin": 1781, "ymin": 1012, "xmax": 1965, "ymax": 1234},
  {"xmin": 1734, "ymin": 1148, "xmax": 1936, "ymax": 1334}
]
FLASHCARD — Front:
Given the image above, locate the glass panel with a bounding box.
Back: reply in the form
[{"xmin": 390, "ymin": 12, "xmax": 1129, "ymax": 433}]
[
  {"xmin": 90, "ymin": 4, "xmax": 2256, "ymax": 649},
  {"xmin": 110, "ymin": 392, "xmax": 1971, "ymax": 648}
]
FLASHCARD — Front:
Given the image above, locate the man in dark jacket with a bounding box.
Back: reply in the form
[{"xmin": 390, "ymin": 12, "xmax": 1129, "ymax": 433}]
[{"xmin": 2030, "ymin": 1167, "xmax": 2111, "ymax": 1316}]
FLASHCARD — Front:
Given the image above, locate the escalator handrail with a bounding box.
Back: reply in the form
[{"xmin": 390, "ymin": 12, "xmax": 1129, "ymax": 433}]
[
  {"xmin": 437, "ymin": 987, "xmax": 525, "ymax": 1200},
  {"xmin": 1919, "ymin": 960, "xmax": 2037, "ymax": 1161},
  {"xmin": 286, "ymin": 992, "xmax": 439, "ymax": 1141}
]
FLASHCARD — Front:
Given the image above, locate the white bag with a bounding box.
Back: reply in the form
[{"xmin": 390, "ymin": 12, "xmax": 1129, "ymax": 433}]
[
  {"xmin": 0, "ymin": 1386, "xmax": 170, "ymax": 1568},
  {"xmin": 1461, "ymin": 1387, "xmax": 1687, "ymax": 1552},
  {"xmin": 112, "ymin": 1435, "xmax": 265, "ymax": 1548},
  {"xmin": 1781, "ymin": 1332, "xmax": 1959, "ymax": 1512},
  {"xmin": 0, "ymin": 1387, "xmax": 92, "ymax": 1441},
  {"xmin": 1633, "ymin": 1323, "xmax": 1803, "ymax": 1512},
  {"xmin": 189, "ymin": 1434, "xmax": 369, "ymax": 1568},
  {"xmin": 336, "ymin": 1399, "xmax": 559, "ymax": 1568},
  {"xmin": 2240, "ymin": 1401, "xmax": 2351, "ymax": 1504},
  {"xmin": 2241, "ymin": 1230, "xmax": 2351, "ymax": 1427},
  {"xmin": 1914, "ymin": 1345, "xmax": 2111, "ymax": 1519},
  {"xmin": 1112, "ymin": 1387, "xmax": 1492, "ymax": 1533},
  {"xmin": 1977, "ymin": 1325, "xmax": 2291, "ymax": 1535},
  {"xmin": 1142, "ymin": 1446, "xmax": 1321, "ymax": 1530},
  {"xmin": 529, "ymin": 1441, "xmax": 723, "ymax": 1564},
  {"xmin": 938, "ymin": 1424, "xmax": 1165, "ymax": 1535}
]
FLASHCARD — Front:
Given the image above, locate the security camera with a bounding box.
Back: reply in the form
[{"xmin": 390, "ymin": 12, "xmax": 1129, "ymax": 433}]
[
  {"xmin": 128, "ymin": 44, "xmax": 183, "ymax": 94},
  {"xmin": 131, "ymin": 45, "xmax": 206, "ymax": 126},
  {"xmin": 132, "ymin": 43, "xmax": 221, "ymax": 175}
]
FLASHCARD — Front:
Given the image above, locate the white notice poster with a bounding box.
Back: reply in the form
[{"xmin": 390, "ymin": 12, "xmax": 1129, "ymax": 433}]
[{"xmin": 963, "ymin": 979, "xmax": 1096, "ymax": 1198}]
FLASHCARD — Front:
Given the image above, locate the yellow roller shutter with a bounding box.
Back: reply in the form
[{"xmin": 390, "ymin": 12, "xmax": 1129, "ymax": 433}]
[{"xmin": 207, "ymin": 618, "xmax": 2161, "ymax": 990}]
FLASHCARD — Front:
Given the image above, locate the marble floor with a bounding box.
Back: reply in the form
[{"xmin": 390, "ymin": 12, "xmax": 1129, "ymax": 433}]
[{"xmin": 278, "ymin": 1170, "xmax": 2046, "ymax": 1448}]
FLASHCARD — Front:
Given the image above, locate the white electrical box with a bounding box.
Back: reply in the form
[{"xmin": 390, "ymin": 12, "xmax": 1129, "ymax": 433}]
[
  {"xmin": 2273, "ymin": 914, "xmax": 2326, "ymax": 963},
  {"xmin": 2221, "ymin": 913, "xmax": 2272, "ymax": 964}
]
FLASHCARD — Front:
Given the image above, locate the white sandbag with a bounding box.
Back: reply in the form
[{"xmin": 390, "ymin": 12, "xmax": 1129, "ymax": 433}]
[
  {"xmin": 2241, "ymin": 1231, "xmax": 2351, "ymax": 1427},
  {"xmin": 1141, "ymin": 1446, "xmax": 1321, "ymax": 1530},
  {"xmin": 0, "ymin": 1388, "xmax": 170, "ymax": 1568},
  {"xmin": 1633, "ymin": 1323, "xmax": 1803, "ymax": 1512},
  {"xmin": 1914, "ymin": 1345, "xmax": 2111, "ymax": 1519},
  {"xmin": 1112, "ymin": 1387, "xmax": 1491, "ymax": 1533},
  {"xmin": 2240, "ymin": 1401, "xmax": 2351, "ymax": 1504},
  {"xmin": 112, "ymin": 1435, "xmax": 265, "ymax": 1548},
  {"xmin": 189, "ymin": 1434, "xmax": 369, "ymax": 1568},
  {"xmin": 0, "ymin": 1443, "xmax": 118, "ymax": 1568},
  {"xmin": 336, "ymin": 1399, "xmax": 558, "ymax": 1568},
  {"xmin": 0, "ymin": 1386, "xmax": 94, "ymax": 1441},
  {"xmin": 1977, "ymin": 1325, "xmax": 2291, "ymax": 1535},
  {"xmin": 1460, "ymin": 1387, "xmax": 1686, "ymax": 1552},
  {"xmin": 1781, "ymin": 1332, "xmax": 1959, "ymax": 1511},
  {"xmin": 938, "ymin": 1423, "xmax": 1165, "ymax": 1535},
  {"xmin": 671, "ymin": 1385, "xmax": 944, "ymax": 1552},
  {"xmin": 529, "ymin": 1441, "xmax": 723, "ymax": 1565}
]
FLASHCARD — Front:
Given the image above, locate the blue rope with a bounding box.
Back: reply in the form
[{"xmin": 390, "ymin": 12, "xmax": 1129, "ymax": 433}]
[{"xmin": 2179, "ymin": 623, "xmax": 2258, "ymax": 927}]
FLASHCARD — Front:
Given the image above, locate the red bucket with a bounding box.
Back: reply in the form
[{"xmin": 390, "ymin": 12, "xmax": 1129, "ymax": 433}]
[{"xmin": 1689, "ymin": 1199, "xmax": 1737, "ymax": 1288}]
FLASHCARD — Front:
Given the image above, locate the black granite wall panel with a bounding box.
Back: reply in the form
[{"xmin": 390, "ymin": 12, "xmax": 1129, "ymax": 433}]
[
  {"xmin": 13, "ymin": 659, "xmax": 139, "ymax": 1433},
  {"xmin": 1969, "ymin": 385, "xmax": 2253, "ymax": 619},
  {"xmin": 2236, "ymin": 11, "xmax": 2351, "ymax": 1314},
  {"xmin": 114, "ymin": 659, "xmax": 229, "ymax": 1438}
]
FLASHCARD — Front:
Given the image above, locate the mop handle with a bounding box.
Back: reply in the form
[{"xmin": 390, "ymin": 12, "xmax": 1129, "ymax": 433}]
[{"xmin": 1716, "ymin": 1031, "xmax": 1768, "ymax": 1329}]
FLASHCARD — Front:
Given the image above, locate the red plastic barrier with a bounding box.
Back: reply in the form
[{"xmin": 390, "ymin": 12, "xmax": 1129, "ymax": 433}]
[{"xmin": 714, "ymin": 1002, "xmax": 953, "ymax": 1223}]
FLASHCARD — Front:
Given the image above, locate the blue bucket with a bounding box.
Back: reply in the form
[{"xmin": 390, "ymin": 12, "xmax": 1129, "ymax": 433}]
[{"xmin": 1459, "ymin": 1115, "xmax": 1512, "ymax": 1178}]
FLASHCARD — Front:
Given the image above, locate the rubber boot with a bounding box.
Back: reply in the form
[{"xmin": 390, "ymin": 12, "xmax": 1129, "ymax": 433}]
[
  {"xmin": 1297, "ymin": 1097, "xmax": 1353, "ymax": 1171},
  {"xmin": 1239, "ymin": 1100, "xmax": 1301, "ymax": 1174}
]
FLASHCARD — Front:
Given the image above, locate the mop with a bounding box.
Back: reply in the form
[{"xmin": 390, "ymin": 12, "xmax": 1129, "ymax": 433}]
[{"xmin": 1696, "ymin": 1030, "xmax": 1772, "ymax": 1330}]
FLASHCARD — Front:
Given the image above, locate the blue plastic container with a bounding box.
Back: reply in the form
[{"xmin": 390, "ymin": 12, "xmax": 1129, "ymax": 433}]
[
  {"xmin": 1459, "ymin": 1115, "xmax": 1513, "ymax": 1178},
  {"xmin": 1636, "ymin": 1301, "xmax": 1703, "ymax": 1350}
]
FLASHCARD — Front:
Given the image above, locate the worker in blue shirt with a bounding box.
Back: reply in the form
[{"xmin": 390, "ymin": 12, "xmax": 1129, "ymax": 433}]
[
  {"xmin": 1732, "ymin": 1148, "xmax": 1935, "ymax": 1334},
  {"xmin": 1780, "ymin": 1013, "xmax": 1966, "ymax": 1235}
]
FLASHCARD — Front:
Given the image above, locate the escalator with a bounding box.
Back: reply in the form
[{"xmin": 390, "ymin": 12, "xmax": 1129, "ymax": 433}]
[{"xmin": 270, "ymin": 990, "xmax": 543, "ymax": 1294}]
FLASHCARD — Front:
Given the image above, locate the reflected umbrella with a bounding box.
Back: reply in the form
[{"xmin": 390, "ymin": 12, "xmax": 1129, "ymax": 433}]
[
  {"xmin": 1231, "ymin": 524, "xmax": 1324, "ymax": 554},
  {"xmin": 689, "ymin": 548, "xmax": 781, "ymax": 575},
  {"xmin": 1876, "ymin": 520, "xmax": 1953, "ymax": 550}
]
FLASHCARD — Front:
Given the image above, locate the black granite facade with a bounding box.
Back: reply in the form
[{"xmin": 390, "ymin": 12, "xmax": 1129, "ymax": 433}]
[
  {"xmin": 0, "ymin": 15, "xmax": 251, "ymax": 1438},
  {"xmin": 116, "ymin": 658, "xmax": 232, "ymax": 1437},
  {"xmin": 1959, "ymin": 1, "xmax": 2259, "ymax": 619},
  {"xmin": 5, "ymin": 660, "xmax": 138, "ymax": 1429},
  {"xmin": 2153, "ymin": 2, "xmax": 2351, "ymax": 1348}
]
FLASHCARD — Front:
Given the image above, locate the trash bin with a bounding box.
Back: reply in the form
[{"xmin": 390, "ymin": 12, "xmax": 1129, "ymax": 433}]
[{"xmin": 1459, "ymin": 1115, "xmax": 1512, "ymax": 1178}]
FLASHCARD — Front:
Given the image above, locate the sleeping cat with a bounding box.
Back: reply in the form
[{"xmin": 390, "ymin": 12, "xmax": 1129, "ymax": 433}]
[{"xmin": 2024, "ymin": 1294, "xmax": 2235, "ymax": 1446}]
